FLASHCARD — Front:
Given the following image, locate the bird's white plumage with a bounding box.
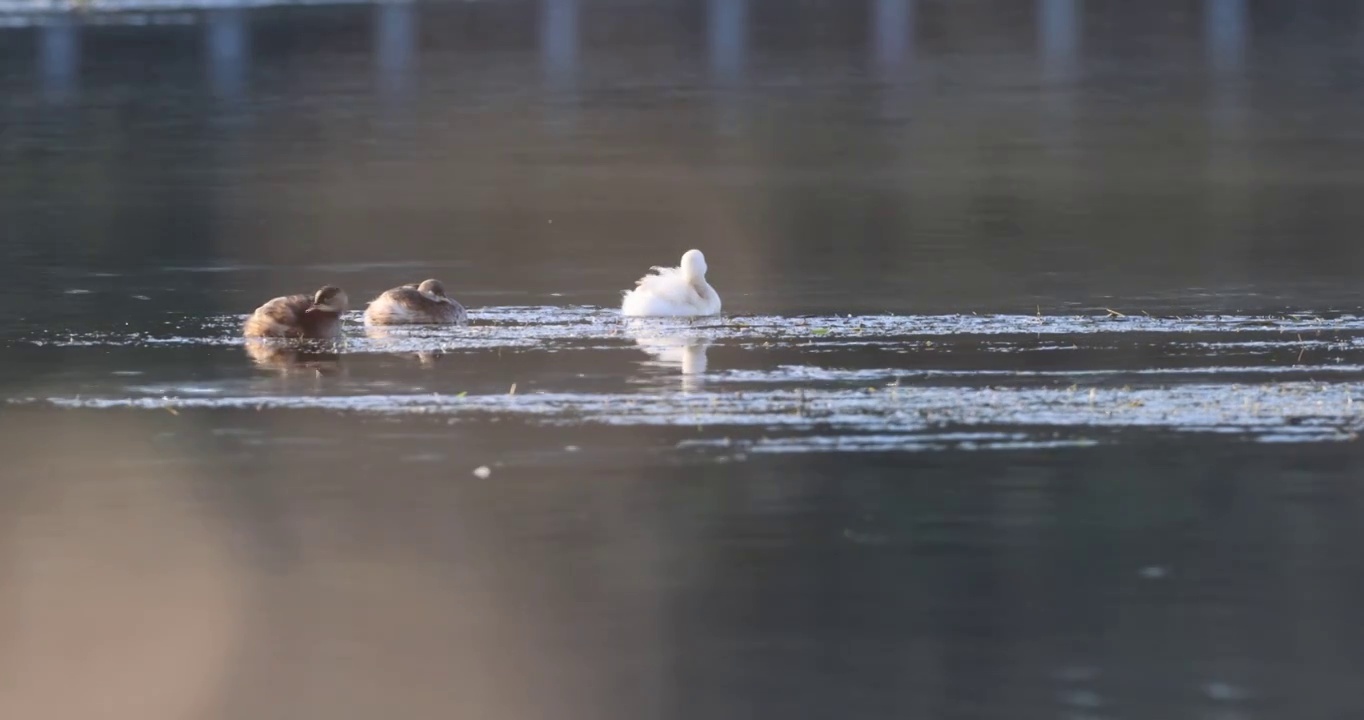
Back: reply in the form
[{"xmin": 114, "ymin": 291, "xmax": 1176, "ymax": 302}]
[{"xmin": 621, "ymin": 249, "xmax": 722, "ymax": 317}]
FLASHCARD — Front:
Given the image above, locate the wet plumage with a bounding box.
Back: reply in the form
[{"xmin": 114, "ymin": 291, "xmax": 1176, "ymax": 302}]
[{"xmin": 242, "ymin": 286, "xmax": 349, "ymax": 339}]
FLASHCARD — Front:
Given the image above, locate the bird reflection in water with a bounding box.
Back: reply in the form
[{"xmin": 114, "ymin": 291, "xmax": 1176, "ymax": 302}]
[
  {"xmin": 363, "ymin": 324, "xmax": 447, "ymax": 367},
  {"xmin": 628, "ymin": 328, "xmax": 712, "ymax": 392},
  {"xmin": 415, "ymin": 351, "xmax": 444, "ymax": 367},
  {"xmin": 243, "ymin": 339, "xmax": 345, "ymax": 377}
]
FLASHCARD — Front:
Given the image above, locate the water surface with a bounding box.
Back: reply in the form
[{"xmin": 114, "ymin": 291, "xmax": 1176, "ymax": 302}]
[{"xmin": 4, "ymin": 1, "xmax": 1364, "ymax": 718}]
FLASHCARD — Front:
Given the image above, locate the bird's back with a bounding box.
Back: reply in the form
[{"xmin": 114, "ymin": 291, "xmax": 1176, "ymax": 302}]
[
  {"xmin": 622, "ymin": 267, "xmax": 720, "ymax": 316},
  {"xmin": 244, "ymin": 294, "xmax": 343, "ymax": 338},
  {"xmin": 243, "ymin": 294, "xmax": 310, "ymax": 337},
  {"xmin": 365, "ymin": 286, "xmax": 467, "ymax": 325}
]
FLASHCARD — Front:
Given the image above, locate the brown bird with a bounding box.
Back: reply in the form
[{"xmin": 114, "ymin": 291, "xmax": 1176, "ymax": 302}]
[
  {"xmin": 242, "ymin": 285, "xmax": 349, "ymax": 339},
  {"xmin": 363, "ymin": 279, "xmax": 468, "ymax": 325}
]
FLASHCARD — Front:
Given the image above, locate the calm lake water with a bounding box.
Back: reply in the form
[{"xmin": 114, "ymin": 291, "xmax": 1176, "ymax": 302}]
[{"xmin": 5, "ymin": 1, "xmax": 1364, "ymax": 718}]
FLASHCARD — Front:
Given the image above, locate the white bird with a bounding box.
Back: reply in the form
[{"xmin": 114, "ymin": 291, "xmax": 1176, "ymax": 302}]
[{"xmin": 620, "ymin": 249, "xmax": 722, "ymax": 317}]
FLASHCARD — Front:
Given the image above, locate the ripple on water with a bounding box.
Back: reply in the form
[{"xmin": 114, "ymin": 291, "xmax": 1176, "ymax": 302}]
[
  {"xmin": 10, "ymin": 307, "xmax": 1364, "ymax": 453},
  {"xmin": 11, "ymin": 381, "xmax": 1364, "ymax": 448},
  {"xmin": 15, "ymin": 307, "xmax": 1364, "ymax": 348}
]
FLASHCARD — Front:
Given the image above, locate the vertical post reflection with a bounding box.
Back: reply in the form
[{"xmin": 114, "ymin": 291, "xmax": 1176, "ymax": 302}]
[
  {"xmin": 707, "ymin": 0, "xmax": 747, "ymax": 134},
  {"xmin": 205, "ymin": 6, "xmax": 249, "ymax": 257},
  {"xmin": 868, "ymin": 0, "xmax": 916, "ymax": 262},
  {"xmin": 871, "ymin": 0, "xmax": 913, "ymax": 75},
  {"xmin": 539, "ymin": 0, "xmax": 579, "ymax": 129},
  {"xmin": 375, "ymin": 1, "xmax": 417, "ymax": 103},
  {"xmin": 870, "ymin": 0, "xmax": 915, "ymax": 122},
  {"xmin": 1037, "ymin": 0, "xmax": 1078, "ymax": 152},
  {"xmin": 39, "ymin": 17, "xmax": 80, "ymax": 104},
  {"xmin": 1205, "ymin": 0, "xmax": 1246, "ymax": 77},
  {"xmin": 1202, "ymin": 0, "xmax": 1249, "ymax": 252},
  {"xmin": 707, "ymin": 0, "xmax": 747, "ymax": 81},
  {"xmin": 1203, "ymin": 0, "xmax": 1247, "ymax": 149},
  {"xmin": 1039, "ymin": 0, "xmax": 1078, "ymax": 82},
  {"xmin": 206, "ymin": 8, "xmax": 248, "ymax": 103}
]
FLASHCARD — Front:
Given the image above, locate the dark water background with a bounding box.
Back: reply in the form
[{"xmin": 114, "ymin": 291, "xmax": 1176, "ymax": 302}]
[{"xmin": 5, "ymin": 1, "xmax": 1364, "ymax": 718}]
